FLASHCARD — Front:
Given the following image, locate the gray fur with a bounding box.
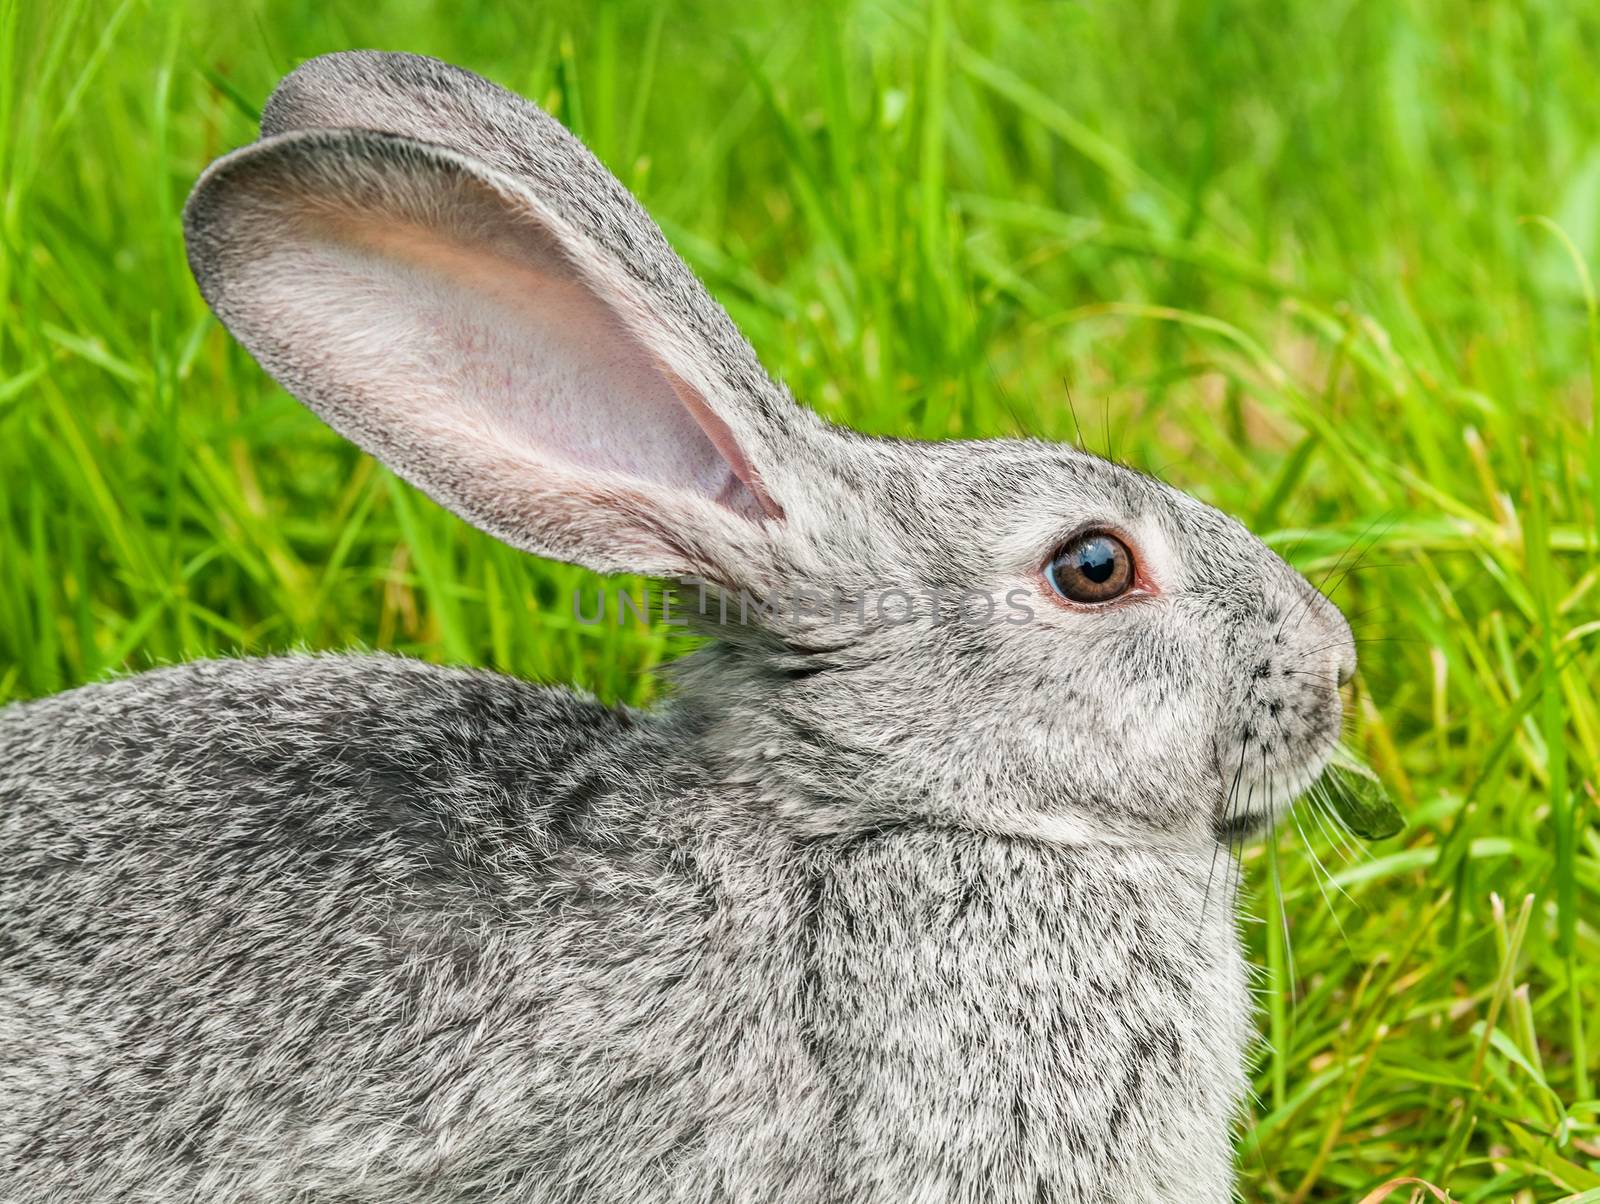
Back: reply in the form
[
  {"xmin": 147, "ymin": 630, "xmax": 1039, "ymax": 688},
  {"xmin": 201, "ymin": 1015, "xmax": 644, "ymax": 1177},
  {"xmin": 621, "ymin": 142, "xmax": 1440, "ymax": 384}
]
[{"xmin": 0, "ymin": 52, "xmax": 1355, "ymax": 1203}]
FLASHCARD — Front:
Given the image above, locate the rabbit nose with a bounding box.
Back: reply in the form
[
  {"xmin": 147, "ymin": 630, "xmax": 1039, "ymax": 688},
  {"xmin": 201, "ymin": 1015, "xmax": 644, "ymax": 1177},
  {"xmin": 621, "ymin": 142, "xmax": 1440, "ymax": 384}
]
[{"xmin": 1336, "ymin": 645, "xmax": 1357, "ymax": 686}]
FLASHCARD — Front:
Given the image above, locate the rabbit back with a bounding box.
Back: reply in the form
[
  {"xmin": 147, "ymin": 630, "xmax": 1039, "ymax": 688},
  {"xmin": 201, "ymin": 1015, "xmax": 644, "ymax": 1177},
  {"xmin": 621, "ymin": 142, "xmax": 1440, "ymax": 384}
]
[{"xmin": 0, "ymin": 655, "xmax": 830, "ymax": 1202}]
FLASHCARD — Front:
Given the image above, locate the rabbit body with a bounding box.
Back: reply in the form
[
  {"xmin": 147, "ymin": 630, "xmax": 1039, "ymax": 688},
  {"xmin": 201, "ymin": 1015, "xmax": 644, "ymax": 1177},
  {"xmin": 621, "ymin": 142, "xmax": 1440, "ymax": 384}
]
[{"xmin": 1, "ymin": 654, "xmax": 1246, "ymax": 1203}]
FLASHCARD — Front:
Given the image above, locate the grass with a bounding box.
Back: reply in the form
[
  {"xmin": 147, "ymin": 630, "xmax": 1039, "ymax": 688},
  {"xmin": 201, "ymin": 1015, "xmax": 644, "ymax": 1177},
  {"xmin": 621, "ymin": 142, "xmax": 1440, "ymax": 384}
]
[{"xmin": 2, "ymin": 0, "xmax": 1598, "ymax": 1197}]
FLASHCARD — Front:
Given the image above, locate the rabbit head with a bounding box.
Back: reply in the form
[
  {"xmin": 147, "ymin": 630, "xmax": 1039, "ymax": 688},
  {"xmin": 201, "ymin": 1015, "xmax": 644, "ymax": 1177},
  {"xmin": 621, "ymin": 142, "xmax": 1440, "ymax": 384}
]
[{"xmin": 185, "ymin": 51, "xmax": 1355, "ymax": 851}]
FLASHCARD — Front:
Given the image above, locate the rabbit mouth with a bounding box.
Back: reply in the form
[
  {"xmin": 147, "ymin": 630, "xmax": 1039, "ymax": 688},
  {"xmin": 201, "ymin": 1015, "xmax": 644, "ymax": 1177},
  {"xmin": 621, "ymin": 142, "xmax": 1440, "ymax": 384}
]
[
  {"xmin": 1212, "ymin": 807, "xmax": 1270, "ymax": 843},
  {"xmin": 1210, "ymin": 738, "xmax": 1337, "ymax": 844}
]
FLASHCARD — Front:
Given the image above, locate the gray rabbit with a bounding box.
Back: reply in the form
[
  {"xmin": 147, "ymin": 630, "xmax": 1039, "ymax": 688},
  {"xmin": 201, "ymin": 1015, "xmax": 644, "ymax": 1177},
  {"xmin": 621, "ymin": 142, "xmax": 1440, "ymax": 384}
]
[{"xmin": 0, "ymin": 52, "xmax": 1355, "ymax": 1203}]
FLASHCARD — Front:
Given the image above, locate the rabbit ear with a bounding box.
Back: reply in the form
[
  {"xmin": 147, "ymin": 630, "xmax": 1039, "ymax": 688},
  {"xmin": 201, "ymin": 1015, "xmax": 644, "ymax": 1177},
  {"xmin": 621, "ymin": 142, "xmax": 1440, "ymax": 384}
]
[
  {"xmin": 183, "ymin": 68, "xmax": 819, "ymax": 583},
  {"xmin": 255, "ymin": 53, "xmax": 806, "ymax": 475}
]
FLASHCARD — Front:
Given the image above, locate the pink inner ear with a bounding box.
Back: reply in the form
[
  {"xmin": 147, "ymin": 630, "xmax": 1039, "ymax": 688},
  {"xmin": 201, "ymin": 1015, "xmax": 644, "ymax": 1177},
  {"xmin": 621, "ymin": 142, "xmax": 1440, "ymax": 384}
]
[
  {"xmin": 668, "ymin": 374, "xmax": 784, "ymax": 521},
  {"xmin": 282, "ymin": 201, "xmax": 768, "ymax": 519}
]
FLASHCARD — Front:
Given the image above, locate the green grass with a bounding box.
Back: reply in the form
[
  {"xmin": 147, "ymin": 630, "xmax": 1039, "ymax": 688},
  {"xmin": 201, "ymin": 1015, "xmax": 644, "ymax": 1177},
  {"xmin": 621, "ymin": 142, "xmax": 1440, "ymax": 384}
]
[{"xmin": 3, "ymin": 0, "xmax": 1598, "ymax": 1197}]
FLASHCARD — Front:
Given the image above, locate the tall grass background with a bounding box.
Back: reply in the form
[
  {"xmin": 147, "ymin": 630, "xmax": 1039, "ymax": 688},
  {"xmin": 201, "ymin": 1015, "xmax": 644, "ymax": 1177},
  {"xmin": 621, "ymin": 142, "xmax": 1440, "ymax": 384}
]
[{"xmin": 3, "ymin": 0, "xmax": 1598, "ymax": 1197}]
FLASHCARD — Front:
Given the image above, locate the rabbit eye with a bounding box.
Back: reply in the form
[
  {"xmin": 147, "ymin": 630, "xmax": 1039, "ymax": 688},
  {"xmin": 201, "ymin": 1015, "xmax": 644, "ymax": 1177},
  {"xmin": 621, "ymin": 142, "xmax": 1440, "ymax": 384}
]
[{"xmin": 1046, "ymin": 532, "xmax": 1135, "ymax": 604}]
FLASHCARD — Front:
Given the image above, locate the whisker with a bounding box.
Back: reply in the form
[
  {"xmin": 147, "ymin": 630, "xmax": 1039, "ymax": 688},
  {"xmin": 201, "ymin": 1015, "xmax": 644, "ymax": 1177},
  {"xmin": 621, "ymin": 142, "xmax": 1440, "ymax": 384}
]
[
  {"xmin": 1204, "ymin": 740, "xmax": 1251, "ymax": 927},
  {"xmin": 1269, "ymin": 793, "xmax": 1299, "ymax": 1019},
  {"xmin": 1311, "ymin": 514, "xmax": 1402, "ymax": 606},
  {"xmin": 1229, "ymin": 774, "xmax": 1255, "ymax": 911},
  {"xmin": 1312, "ymin": 790, "xmax": 1363, "ymax": 864},
  {"xmin": 1290, "ymin": 802, "xmax": 1353, "ymax": 939},
  {"xmin": 1279, "ymin": 512, "xmax": 1401, "ymax": 650},
  {"xmin": 1281, "ymin": 669, "xmax": 1339, "ymax": 685},
  {"xmin": 1308, "ymin": 783, "xmax": 1364, "ymax": 864}
]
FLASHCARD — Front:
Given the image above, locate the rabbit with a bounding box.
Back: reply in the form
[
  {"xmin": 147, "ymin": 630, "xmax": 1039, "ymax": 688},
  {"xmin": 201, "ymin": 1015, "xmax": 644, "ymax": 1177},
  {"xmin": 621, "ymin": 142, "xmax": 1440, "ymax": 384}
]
[{"xmin": 0, "ymin": 50, "xmax": 1356, "ymax": 1204}]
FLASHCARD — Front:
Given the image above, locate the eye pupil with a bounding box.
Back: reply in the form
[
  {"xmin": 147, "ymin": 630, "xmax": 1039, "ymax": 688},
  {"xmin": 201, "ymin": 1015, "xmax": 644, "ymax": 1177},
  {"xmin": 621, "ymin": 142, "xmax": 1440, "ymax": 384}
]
[
  {"xmin": 1046, "ymin": 532, "xmax": 1135, "ymax": 603},
  {"xmin": 1078, "ymin": 542, "xmax": 1116, "ymax": 583}
]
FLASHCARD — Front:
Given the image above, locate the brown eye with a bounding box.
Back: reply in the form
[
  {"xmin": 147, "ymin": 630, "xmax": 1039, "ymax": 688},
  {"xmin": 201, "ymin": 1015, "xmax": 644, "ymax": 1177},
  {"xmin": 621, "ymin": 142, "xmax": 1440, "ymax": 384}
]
[{"xmin": 1046, "ymin": 532, "xmax": 1135, "ymax": 603}]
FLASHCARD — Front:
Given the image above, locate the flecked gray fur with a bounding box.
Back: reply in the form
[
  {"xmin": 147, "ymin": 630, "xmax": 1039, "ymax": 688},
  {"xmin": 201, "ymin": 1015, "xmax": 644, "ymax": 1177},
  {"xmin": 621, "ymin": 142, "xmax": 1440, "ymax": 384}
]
[{"xmin": 0, "ymin": 52, "xmax": 1356, "ymax": 1203}]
